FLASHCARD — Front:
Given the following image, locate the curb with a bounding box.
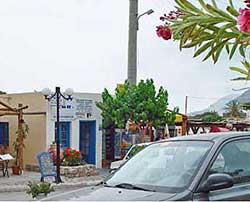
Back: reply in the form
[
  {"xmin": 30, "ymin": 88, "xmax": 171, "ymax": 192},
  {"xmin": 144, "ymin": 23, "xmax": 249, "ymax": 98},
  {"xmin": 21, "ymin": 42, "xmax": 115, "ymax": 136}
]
[{"xmin": 0, "ymin": 180, "xmax": 102, "ymax": 193}]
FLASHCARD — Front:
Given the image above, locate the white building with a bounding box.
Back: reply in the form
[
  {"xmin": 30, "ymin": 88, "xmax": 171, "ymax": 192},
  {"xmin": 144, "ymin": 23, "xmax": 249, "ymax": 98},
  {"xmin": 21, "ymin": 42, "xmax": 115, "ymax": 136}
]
[{"xmin": 0, "ymin": 92, "xmax": 103, "ymax": 168}]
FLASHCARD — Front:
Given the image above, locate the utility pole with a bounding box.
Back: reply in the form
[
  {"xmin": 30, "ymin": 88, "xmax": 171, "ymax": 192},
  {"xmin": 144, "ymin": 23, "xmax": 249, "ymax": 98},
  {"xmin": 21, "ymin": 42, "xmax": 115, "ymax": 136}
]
[
  {"xmin": 127, "ymin": 0, "xmax": 138, "ymax": 85},
  {"xmin": 185, "ymin": 96, "xmax": 188, "ymax": 115}
]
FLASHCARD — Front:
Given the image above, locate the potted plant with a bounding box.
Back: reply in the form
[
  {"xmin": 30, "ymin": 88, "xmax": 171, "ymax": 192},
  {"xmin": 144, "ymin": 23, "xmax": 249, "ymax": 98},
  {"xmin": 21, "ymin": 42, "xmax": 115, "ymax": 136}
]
[
  {"xmin": 12, "ymin": 121, "xmax": 29, "ymax": 175},
  {"xmin": 62, "ymin": 147, "xmax": 82, "ymax": 166},
  {"xmin": 12, "ymin": 137, "xmax": 21, "ymax": 175},
  {"xmin": 48, "ymin": 141, "xmax": 64, "ymax": 164},
  {"xmin": 26, "ymin": 181, "xmax": 54, "ymax": 199}
]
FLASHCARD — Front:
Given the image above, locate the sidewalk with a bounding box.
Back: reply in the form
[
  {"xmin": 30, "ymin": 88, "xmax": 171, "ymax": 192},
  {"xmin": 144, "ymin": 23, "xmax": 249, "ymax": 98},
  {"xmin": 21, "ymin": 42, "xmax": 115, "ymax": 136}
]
[{"xmin": 0, "ymin": 169, "xmax": 109, "ymax": 193}]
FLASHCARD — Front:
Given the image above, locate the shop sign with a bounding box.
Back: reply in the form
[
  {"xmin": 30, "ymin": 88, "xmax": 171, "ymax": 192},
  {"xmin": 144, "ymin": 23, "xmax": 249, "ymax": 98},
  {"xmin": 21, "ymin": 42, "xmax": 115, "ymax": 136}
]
[
  {"xmin": 75, "ymin": 99, "xmax": 93, "ymax": 118},
  {"xmin": 49, "ymin": 98, "xmax": 94, "ymax": 120},
  {"xmin": 49, "ymin": 98, "xmax": 75, "ymax": 120}
]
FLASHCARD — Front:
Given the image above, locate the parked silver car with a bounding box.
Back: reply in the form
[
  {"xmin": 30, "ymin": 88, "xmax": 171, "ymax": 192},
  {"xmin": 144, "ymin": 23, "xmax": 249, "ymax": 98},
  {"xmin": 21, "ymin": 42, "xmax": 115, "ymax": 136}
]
[
  {"xmin": 110, "ymin": 142, "xmax": 151, "ymax": 171},
  {"xmin": 44, "ymin": 132, "xmax": 250, "ymax": 201}
]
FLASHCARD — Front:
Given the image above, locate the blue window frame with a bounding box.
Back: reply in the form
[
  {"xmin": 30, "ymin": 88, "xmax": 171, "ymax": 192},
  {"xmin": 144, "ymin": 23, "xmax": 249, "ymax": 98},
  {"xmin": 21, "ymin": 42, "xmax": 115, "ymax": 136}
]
[
  {"xmin": 0, "ymin": 122, "xmax": 9, "ymax": 146},
  {"xmin": 55, "ymin": 122, "xmax": 70, "ymax": 148}
]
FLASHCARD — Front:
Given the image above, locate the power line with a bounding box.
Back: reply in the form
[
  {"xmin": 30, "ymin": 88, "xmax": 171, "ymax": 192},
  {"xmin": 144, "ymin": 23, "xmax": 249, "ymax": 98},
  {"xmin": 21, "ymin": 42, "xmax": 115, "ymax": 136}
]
[{"xmin": 188, "ymin": 96, "xmax": 223, "ymax": 100}]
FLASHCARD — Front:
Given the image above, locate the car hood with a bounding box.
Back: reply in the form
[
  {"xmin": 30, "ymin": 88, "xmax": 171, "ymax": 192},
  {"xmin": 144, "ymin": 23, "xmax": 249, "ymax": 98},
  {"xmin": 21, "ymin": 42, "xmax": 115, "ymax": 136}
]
[{"xmin": 69, "ymin": 187, "xmax": 177, "ymax": 201}]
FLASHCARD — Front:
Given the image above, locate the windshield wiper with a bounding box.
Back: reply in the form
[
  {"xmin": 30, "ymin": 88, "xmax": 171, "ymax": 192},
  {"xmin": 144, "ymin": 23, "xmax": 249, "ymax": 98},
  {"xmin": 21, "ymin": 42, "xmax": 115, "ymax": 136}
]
[{"xmin": 114, "ymin": 183, "xmax": 155, "ymax": 192}]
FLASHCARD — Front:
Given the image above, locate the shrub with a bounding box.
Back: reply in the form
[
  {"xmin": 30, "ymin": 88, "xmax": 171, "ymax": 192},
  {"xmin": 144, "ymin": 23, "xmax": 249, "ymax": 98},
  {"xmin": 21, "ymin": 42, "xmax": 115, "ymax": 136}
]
[
  {"xmin": 26, "ymin": 181, "xmax": 54, "ymax": 199},
  {"xmin": 62, "ymin": 147, "xmax": 82, "ymax": 166}
]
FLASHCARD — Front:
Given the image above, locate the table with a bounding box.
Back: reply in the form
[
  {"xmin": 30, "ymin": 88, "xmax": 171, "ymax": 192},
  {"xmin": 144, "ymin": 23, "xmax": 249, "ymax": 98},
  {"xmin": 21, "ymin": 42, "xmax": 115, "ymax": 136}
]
[
  {"xmin": 0, "ymin": 154, "xmax": 14, "ymax": 178},
  {"xmin": 0, "ymin": 159, "xmax": 9, "ymax": 177}
]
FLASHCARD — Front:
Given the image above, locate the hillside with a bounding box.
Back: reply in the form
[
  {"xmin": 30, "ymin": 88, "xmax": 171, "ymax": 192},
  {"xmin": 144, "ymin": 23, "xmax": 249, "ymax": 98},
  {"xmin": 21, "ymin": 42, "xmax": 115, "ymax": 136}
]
[{"xmin": 189, "ymin": 93, "xmax": 240, "ymax": 116}]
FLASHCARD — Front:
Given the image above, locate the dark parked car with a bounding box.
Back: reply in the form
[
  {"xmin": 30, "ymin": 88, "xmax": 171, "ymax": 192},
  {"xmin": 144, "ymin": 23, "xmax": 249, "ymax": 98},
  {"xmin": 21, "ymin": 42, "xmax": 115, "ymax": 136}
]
[{"xmin": 44, "ymin": 132, "xmax": 250, "ymax": 201}]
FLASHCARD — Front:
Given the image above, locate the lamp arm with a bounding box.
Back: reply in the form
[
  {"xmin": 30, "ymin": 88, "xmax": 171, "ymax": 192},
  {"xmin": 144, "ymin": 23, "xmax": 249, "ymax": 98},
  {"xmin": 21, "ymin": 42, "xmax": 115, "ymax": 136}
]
[
  {"xmin": 45, "ymin": 92, "xmax": 57, "ymax": 100},
  {"xmin": 137, "ymin": 12, "xmax": 148, "ymax": 21},
  {"xmin": 59, "ymin": 92, "xmax": 73, "ymax": 101}
]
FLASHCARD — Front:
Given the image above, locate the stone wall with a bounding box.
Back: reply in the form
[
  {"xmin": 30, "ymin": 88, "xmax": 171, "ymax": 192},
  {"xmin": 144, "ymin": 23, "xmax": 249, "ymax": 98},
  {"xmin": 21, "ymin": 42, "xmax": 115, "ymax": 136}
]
[
  {"xmin": 60, "ymin": 164, "xmax": 98, "ymax": 178},
  {"xmin": 25, "ymin": 164, "xmax": 98, "ymax": 178}
]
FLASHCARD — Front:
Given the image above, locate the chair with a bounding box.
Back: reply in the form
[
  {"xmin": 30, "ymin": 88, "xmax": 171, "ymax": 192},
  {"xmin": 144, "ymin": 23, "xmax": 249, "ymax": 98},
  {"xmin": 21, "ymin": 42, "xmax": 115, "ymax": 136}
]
[{"xmin": 37, "ymin": 152, "xmax": 57, "ymax": 182}]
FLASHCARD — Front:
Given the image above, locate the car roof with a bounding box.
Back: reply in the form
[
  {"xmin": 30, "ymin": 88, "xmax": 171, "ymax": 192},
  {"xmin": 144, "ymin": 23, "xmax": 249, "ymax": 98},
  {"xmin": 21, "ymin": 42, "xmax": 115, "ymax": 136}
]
[
  {"xmin": 159, "ymin": 132, "xmax": 250, "ymax": 143},
  {"xmin": 135, "ymin": 142, "xmax": 152, "ymax": 146}
]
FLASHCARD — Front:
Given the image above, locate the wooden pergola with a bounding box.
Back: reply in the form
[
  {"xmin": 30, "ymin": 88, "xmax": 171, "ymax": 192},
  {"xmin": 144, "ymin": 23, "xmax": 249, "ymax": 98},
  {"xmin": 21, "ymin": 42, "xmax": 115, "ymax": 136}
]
[
  {"xmin": 187, "ymin": 121, "xmax": 250, "ymax": 134},
  {"xmin": 0, "ymin": 101, "xmax": 28, "ymax": 173}
]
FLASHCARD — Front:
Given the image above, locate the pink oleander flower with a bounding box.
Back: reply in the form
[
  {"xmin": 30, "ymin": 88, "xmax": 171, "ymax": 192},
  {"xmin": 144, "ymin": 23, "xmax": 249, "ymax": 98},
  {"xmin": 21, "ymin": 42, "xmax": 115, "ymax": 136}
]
[
  {"xmin": 245, "ymin": 0, "xmax": 250, "ymax": 9},
  {"xmin": 159, "ymin": 10, "xmax": 183, "ymax": 22},
  {"xmin": 156, "ymin": 25, "xmax": 172, "ymax": 40},
  {"xmin": 237, "ymin": 8, "xmax": 250, "ymax": 33}
]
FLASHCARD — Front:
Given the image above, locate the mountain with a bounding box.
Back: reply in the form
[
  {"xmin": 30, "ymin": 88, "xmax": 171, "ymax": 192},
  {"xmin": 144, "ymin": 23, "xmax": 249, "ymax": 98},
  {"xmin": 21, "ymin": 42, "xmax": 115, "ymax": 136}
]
[
  {"xmin": 189, "ymin": 93, "xmax": 240, "ymax": 116},
  {"xmin": 232, "ymin": 88, "xmax": 250, "ymax": 104}
]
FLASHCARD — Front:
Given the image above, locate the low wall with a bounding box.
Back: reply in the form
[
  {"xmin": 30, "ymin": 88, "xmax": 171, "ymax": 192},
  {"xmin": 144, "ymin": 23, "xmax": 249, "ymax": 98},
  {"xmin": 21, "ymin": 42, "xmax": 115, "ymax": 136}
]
[
  {"xmin": 25, "ymin": 164, "xmax": 98, "ymax": 178},
  {"xmin": 60, "ymin": 164, "xmax": 98, "ymax": 178}
]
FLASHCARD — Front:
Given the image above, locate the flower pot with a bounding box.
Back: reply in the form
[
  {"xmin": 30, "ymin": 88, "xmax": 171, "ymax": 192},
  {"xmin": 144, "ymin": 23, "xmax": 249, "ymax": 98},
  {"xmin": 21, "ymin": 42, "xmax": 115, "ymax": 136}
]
[
  {"xmin": 12, "ymin": 165, "xmax": 21, "ymax": 175},
  {"xmin": 48, "ymin": 146, "xmax": 64, "ymax": 164},
  {"xmin": 102, "ymin": 160, "xmax": 108, "ymax": 168}
]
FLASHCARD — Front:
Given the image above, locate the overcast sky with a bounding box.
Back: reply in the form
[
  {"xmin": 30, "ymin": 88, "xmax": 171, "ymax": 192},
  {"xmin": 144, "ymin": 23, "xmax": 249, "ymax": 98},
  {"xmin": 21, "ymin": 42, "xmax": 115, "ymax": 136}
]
[{"xmin": 0, "ymin": 0, "xmax": 247, "ymax": 113}]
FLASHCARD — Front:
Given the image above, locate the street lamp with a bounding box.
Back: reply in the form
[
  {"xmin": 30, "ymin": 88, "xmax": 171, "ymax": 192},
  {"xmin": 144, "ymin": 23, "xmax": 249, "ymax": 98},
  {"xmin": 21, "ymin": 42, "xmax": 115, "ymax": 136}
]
[
  {"xmin": 127, "ymin": 4, "xmax": 154, "ymax": 85},
  {"xmin": 42, "ymin": 87, "xmax": 73, "ymax": 183},
  {"xmin": 136, "ymin": 9, "xmax": 154, "ymax": 30}
]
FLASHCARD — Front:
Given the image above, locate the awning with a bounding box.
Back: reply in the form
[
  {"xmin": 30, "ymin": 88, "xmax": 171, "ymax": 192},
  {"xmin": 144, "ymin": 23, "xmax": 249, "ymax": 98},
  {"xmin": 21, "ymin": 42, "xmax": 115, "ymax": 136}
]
[{"xmin": 209, "ymin": 126, "xmax": 230, "ymax": 133}]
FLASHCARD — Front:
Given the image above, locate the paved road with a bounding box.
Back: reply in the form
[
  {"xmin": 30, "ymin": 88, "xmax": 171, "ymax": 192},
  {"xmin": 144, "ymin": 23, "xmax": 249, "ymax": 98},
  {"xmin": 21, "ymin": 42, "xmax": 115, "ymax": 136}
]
[
  {"xmin": 0, "ymin": 191, "xmax": 31, "ymax": 201},
  {"xmin": 41, "ymin": 187, "xmax": 94, "ymax": 201},
  {"xmin": 0, "ymin": 187, "xmax": 82, "ymax": 201}
]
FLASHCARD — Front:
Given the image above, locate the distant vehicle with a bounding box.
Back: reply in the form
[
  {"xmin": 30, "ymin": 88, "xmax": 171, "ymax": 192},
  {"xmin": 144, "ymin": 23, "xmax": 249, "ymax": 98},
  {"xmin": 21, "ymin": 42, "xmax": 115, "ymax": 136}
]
[
  {"xmin": 110, "ymin": 142, "xmax": 151, "ymax": 171},
  {"xmin": 44, "ymin": 132, "xmax": 250, "ymax": 201}
]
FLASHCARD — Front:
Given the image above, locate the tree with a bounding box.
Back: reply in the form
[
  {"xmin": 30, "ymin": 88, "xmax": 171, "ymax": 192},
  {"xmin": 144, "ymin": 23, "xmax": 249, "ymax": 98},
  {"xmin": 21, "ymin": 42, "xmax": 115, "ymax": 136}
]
[
  {"xmin": 0, "ymin": 90, "xmax": 6, "ymax": 94},
  {"xmin": 157, "ymin": 0, "xmax": 250, "ymax": 80},
  {"xmin": 241, "ymin": 102, "xmax": 250, "ymax": 110},
  {"xmin": 96, "ymin": 79, "xmax": 178, "ymax": 129},
  {"xmin": 191, "ymin": 111, "xmax": 224, "ymax": 122},
  {"xmin": 224, "ymin": 101, "xmax": 246, "ymax": 118}
]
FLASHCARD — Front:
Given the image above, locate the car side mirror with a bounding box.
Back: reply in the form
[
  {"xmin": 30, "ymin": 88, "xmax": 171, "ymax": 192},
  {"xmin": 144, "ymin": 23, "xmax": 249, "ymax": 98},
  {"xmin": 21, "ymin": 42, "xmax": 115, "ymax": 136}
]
[
  {"xmin": 109, "ymin": 168, "xmax": 117, "ymax": 174},
  {"xmin": 199, "ymin": 173, "xmax": 233, "ymax": 193}
]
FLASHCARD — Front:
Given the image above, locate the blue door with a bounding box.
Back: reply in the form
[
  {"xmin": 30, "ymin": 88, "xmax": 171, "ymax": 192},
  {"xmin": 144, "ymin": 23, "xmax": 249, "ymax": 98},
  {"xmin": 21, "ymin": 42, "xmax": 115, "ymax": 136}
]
[
  {"xmin": 0, "ymin": 122, "xmax": 9, "ymax": 146},
  {"xmin": 79, "ymin": 121, "xmax": 96, "ymax": 164},
  {"xmin": 55, "ymin": 122, "xmax": 70, "ymax": 148}
]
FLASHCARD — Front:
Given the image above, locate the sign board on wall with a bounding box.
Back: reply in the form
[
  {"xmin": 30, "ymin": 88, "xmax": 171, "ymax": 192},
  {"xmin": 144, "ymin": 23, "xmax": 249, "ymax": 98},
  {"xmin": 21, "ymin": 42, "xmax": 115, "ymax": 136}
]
[
  {"xmin": 49, "ymin": 98, "xmax": 93, "ymax": 120},
  {"xmin": 75, "ymin": 99, "xmax": 93, "ymax": 118}
]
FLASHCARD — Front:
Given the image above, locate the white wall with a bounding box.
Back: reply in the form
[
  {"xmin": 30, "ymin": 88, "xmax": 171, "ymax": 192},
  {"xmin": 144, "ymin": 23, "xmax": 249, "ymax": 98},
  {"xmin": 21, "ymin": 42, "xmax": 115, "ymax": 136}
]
[{"xmin": 46, "ymin": 92, "xmax": 103, "ymax": 168}]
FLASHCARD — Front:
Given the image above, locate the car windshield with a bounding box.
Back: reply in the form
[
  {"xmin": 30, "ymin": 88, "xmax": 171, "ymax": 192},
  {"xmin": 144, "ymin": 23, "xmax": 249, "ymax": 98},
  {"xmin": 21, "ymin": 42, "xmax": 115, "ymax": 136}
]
[
  {"xmin": 126, "ymin": 144, "xmax": 147, "ymax": 159},
  {"xmin": 106, "ymin": 140, "xmax": 213, "ymax": 193}
]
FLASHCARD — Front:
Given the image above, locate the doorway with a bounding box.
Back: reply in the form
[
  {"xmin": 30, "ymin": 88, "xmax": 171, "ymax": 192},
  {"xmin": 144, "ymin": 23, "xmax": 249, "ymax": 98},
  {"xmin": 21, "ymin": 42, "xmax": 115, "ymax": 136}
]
[{"xmin": 79, "ymin": 121, "xmax": 96, "ymax": 164}]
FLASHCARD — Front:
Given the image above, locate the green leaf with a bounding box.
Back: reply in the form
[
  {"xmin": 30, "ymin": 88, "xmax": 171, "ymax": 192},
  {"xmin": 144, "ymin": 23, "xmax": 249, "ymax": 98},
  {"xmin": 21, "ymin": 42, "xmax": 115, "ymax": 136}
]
[
  {"xmin": 225, "ymin": 43, "xmax": 230, "ymax": 54},
  {"xmin": 226, "ymin": 6, "xmax": 239, "ymax": 17},
  {"xmin": 193, "ymin": 41, "xmax": 213, "ymax": 57},
  {"xmin": 178, "ymin": 0, "xmax": 204, "ymax": 15},
  {"xmin": 211, "ymin": 0, "xmax": 218, "ymax": 8},
  {"xmin": 182, "ymin": 34, "xmax": 214, "ymax": 48},
  {"xmin": 229, "ymin": 40, "xmax": 238, "ymax": 59},
  {"xmin": 182, "ymin": 25, "xmax": 196, "ymax": 44},
  {"xmin": 231, "ymin": 77, "xmax": 249, "ymax": 81},
  {"xmin": 206, "ymin": 4, "xmax": 236, "ymax": 22},
  {"xmin": 214, "ymin": 40, "xmax": 228, "ymax": 63},
  {"xmin": 198, "ymin": 0, "xmax": 209, "ymax": 12},
  {"xmin": 202, "ymin": 40, "xmax": 229, "ymax": 62},
  {"xmin": 228, "ymin": 0, "xmax": 234, "ymax": 8},
  {"xmin": 229, "ymin": 66, "xmax": 248, "ymax": 75},
  {"xmin": 239, "ymin": 44, "xmax": 246, "ymax": 58},
  {"xmin": 174, "ymin": 22, "xmax": 197, "ymax": 36},
  {"xmin": 241, "ymin": 60, "xmax": 250, "ymax": 78}
]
